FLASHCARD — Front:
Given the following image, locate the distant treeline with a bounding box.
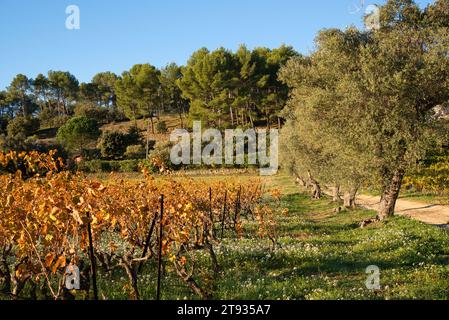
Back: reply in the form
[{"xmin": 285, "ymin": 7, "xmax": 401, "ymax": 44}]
[{"xmin": 0, "ymin": 44, "xmax": 298, "ymax": 139}]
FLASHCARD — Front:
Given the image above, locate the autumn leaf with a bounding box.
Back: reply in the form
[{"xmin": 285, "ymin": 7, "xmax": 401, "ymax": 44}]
[
  {"xmin": 15, "ymin": 264, "xmax": 28, "ymax": 279},
  {"xmin": 45, "ymin": 253, "xmax": 55, "ymax": 268},
  {"xmin": 52, "ymin": 255, "xmax": 66, "ymax": 274}
]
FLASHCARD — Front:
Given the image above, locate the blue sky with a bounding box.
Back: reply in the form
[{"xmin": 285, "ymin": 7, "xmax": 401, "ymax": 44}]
[{"xmin": 0, "ymin": 0, "xmax": 434, "ymax": 90}]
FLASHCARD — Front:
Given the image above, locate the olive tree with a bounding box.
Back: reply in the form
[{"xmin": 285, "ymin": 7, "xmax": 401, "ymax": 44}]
[{"xmin": 280, "ymin": 0, "xmax": 449, "ymax": 219}]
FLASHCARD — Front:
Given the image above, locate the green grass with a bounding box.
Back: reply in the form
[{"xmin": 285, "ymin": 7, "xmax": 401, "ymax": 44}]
[
  {"xmin": 398, "ymin": 191, "xmax": 449, "ymax": 205},
  {"xmin": 213, "ymin": 193, "xmax": 449, "ymax": 300}
]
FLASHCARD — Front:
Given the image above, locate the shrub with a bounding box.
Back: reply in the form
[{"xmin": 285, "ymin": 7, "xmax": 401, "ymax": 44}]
[
  {"xmin": 147, "ymin": 141, "xmax": 177, "ymax": 173},
  {"xmin": 74, "ymin": 103, "xmax": 114, "ymax": 125},
  {"xmin": 77, "ymin": 159, "xmax": 140, "ymax": 173},
  {"xmin": 56, "ymin": 116, "xmax": 100, "ymax": 153},
  {"xmin": 48, "ymin": 115, "xmax": 71, "ymax": 128},
  {"xmin": 0, "ymin": 133, "xmax": 27, "ymax": 152},
  {"xmin": 0, "ymin": 134, "xmax": 8, "ymax": 152},
  {"xmin": 119, "ymin": 160, "xmax": 140, "ymax": 172},
  {"xmin": 126, "ymin": 126, "xmax": 142, "ymax": 145},
  {"xmin": 111, "ymin": 109, "xmax": 128, "ymax": 122},
  {"xmin": 124, "ymin": 144, "xmax": 146, "ymax": 159},
  {"xmin": 81, "ymin": 160, "xmax": 111, "ymax": 173},
  {"xmin": 98, "ymin": 131, "xmax": 129, "ymax": 159},
  {"xmin": 7, "ymin": 116, "xmax": 40, "ymax": 137},
  {"xmin": 156, "ymin": 120, "xmax": 168, "ymax": 134},
  {"xmin": 0, "ymin": 117, "xmax": 8, "ymax": 134},
  {"xmin": 81, "ymin": 148, "xmax": 101, "ymax": 160},
  {"xmin": 38, "ymin": 109, "xmax": 70, "ymax": 128},
  {"xmin": 98, "ymin": 127, "xmax": 143, "ymax": 160}
]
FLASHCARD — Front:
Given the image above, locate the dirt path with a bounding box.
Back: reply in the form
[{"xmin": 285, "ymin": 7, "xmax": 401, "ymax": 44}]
[{"xmin": 357, "ymin": 194, "xmax": 449, "ymax": 229}]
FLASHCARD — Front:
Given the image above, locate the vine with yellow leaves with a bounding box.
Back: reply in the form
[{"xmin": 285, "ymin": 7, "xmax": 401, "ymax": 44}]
[{"xmin": 0, "ymin": 151, "xmax": 279, "ymax": 300}]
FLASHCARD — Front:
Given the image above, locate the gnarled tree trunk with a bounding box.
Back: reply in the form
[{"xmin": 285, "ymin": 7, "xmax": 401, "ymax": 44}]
[
  {"xmin": 294, "ymin": 174, "xmax": 306, "ymax": 187},
  {"xmin": 307, "ymin": 171, "xmax": 321, "ymax": 200},
  {"xmin": 343, "ymin": 186, "xmax": 359, "ymax": 209},
  {"xmin": 378, "ymin": 169, "xmax": 405, "ymax": 220},
  {"xmin": 332, "ymin": 185, "xmax": 342, "ymax": 202}
]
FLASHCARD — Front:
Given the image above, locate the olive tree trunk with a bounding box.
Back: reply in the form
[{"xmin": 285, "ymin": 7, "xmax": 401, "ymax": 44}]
[
  {"xmin": 307, "ymin": 171, "xmax": 321, "ymax": 200},
  {"xmin": 294, "ymin": 174, "xmax": 306, "ymax": 187},
  {"xmin": 343, "ymin": 186, "xmax": 359, "ymax": 208},
  {"xmin": 378, "ymin": 169, "xmax": 405, "ymax": 220},
  {"xmin": 332, "ymin": 185, "xmax": 342, "ymax": 202}
]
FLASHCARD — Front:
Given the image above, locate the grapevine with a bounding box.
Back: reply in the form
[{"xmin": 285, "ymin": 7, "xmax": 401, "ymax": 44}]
[{"xmin": 0, "ymin": 151, "xmax": 278, "ymax": 300}]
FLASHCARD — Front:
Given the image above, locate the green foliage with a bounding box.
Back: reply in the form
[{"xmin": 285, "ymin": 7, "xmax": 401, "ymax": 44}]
[
  {"xmin": 126, "ymin": 125, "xmax": 142, "ymax": 145},
  {"xmin": 74, "ymin": 103, "xmax": 115, "ymax": 124},
  {"xmin": 79, "ymin": 72, "xmax": 119, "ymax": 109},
  {"xmin": 56, "ymin": 116, "xmax": 100, "ymax": 153},
  {"xmin": 77, "ymin": 159, "xmax": 140, "ymax": 173},
  {"xmin": 118, "ymin": 159, "xmax": 140, "ymax": 172},
  {"xmin": 38, "ymin": 108, "xmax": 70, "ymax": 128},
  {"xmin": 147, "ymin": 140, "xmax": 175, "ymax": 170},
  {"xmin": 0, "ymin": 134, "xmax": 26, "ymax": 152},
  {"xmin": 98, "ymin": 131, "xmax": 130, "ymax": 159},
  {"xmin": 115, "ymin": 64, "xmax": 161, "ymax": 122},
  {"xmin": 79, "ymin": 82, "xmax": 100, "ymax": 104},
  {"xmin": 179, "ymin": 45, "xmax": 298, "ymax": 127},
  {"xmin": 0, "ymin": 117, "xmax": 8, "ymax": 135},
  {"xmin": 178, "ymin": 47, "xmax": 239, "ymax": 127},
  {"xmin": 124, "ymin": 144, "xmax": 146, "ymax": 159},
  {"xmin": 98, "ymin": 126, "xmax": 143, "ymax": 159},
  {"xmin": 156, "ymin": 120, "xmax": 168, "ymax": 133},
  {"xmin": 160, "ymin": 63, "xmax": 189, "ymax": 123},
  {"xmin": 279, "ymin": 0, "xmax": 449, "ymax": 217},
  {"xmin": 404, "ymin": 149, "xmax": 449, "ymax": 195},
  {"xmin": 92, "ymin": 72, "xmax": 118, "ymax": 107},
  {"xmin": 47, "ymin": 71, "xmax": 79, "ymax": 115},
  {"xmin": 6, "ymin": 74, "xmax": 38, "ymax": 117},
  {"xmin": 6, "ymin": 116, "xmax": 40, "ymax": 137}
]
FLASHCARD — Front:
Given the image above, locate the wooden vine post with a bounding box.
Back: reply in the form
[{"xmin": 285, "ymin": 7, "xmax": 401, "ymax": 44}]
[
  {"xmin": 86, "ymin": 212, "xmax": 98, "ymax": 300},
  {"xmin": 234, "ymin": 185, "xmax": 242, "ymax": 226},
  {"xmin": 221, "ymin": 190, "xmax": 227, "ymax": 239},
  {"xmin": 138, "ymin": 214, "xmax": 158, "ymax": 273},
  {"xmin": 156, "ymin": 194, "xmax": 164, "ymax": 300},
  {"xmin": 209, "ymin": 187, "xmax": 214, "ymax": 237}
]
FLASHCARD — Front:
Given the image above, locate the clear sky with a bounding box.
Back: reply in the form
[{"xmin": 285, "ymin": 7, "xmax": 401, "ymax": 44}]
[{"xmin": 0, "ymin": 0, "xmax": 434, "ymax": 90}]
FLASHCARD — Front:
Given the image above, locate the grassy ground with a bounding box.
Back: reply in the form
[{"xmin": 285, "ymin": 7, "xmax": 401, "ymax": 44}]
[
  {"xmin": 208, "ymin": 175, "xmax": 449, "ymax": 300},
  {"xmin": 100, "ymin": 114, "xmax": 182, "ymax": 138},
  {"xmin": 99, "ymin": 173, "xmax": 449, "ymax": 300},
  {"xmin": 398, "ymin": 192, "xmax": 449, "ymax": 205}
]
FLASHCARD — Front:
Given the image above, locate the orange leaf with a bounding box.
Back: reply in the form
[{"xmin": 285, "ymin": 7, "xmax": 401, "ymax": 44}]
[
  {"xmin": 52, "ymin": 255, "xmax": 66, "ymax": 274},
  {"xmin": 45, "ymin": 253, "xmax": 55, "ymax": 268}
]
